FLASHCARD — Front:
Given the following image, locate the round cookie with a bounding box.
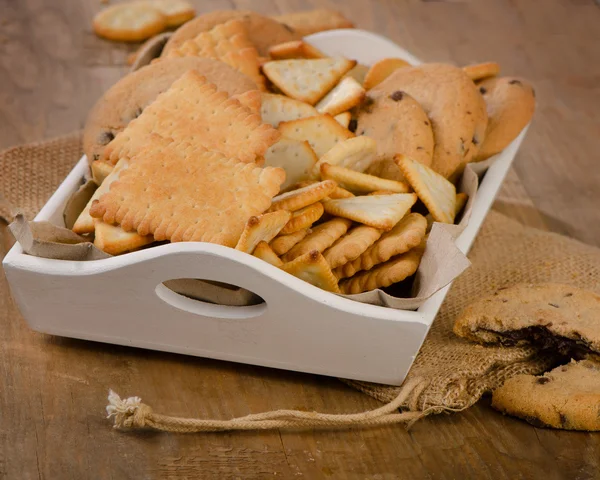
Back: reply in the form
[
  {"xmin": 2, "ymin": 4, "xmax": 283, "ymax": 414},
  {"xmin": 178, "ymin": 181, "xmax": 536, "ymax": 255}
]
[
  {"xmin": 93, "ymin": 2, "xmax": 167, "ymax": 43},
  {"xmin": 161, "ymin": 10, "xmax": 301, "ymax": 57},
  {"xmin": 453, "ymin": 283, "xmax": 600, "ymax": 356},
  {"xmin": 474, "ymin": 77, "xmax": 535, "ymax": 161},
  {"xmin": 83, "ymin": 57, "xmax": 256, "ymax": 164},
  {"xmin": 492, "ymin": 359, "xmax": 600, "ymax": 431},
  {"xmin": 375, "ymin": 63, "xmax": 488, "ymax": 178},
  {"xmin": 355, "ymin": 89, "xmax": 434, "ymax": 170}
]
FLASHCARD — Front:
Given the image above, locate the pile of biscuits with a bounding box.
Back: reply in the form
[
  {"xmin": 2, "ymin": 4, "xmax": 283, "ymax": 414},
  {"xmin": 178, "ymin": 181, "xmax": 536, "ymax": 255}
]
[{"xmin": 78, "ymin": 9, "xmax": 535, "ymax": 297}]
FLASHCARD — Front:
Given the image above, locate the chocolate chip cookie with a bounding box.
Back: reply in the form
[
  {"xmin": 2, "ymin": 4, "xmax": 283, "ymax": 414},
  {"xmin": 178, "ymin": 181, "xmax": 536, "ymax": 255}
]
[
  {"xmin": 355, "ymin": 89, "xmax": 434, "ymax": 170},
  {"xmin": 492, "ymin": 359, "xmax": 600, "ymax": 430},
  {"xmin": 374, "ymin": 63, "xmax": 488, "ymax": 178},
  {"xmin": 83, "ymin": 57, "xmax": 256, "ymax": 164},
  {"xmin": 474, "ymin": 77, "xmax": 535, "ymax": 161},
  {"xmin": 453, "ymin": 283, "xmax": 600, "ymax": 358}
]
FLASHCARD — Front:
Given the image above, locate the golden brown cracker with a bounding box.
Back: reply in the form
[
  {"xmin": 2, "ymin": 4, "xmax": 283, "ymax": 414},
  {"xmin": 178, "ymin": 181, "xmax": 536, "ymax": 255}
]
[
  {"xmin": 426, "ymin": 191, "xmax": 468, "ymax": 232},
  {"xmin": 397, "ymin": 154, "xmax": 456, "ymax": 224},
  {"xmin": 269, "ymin": 180, "xmax": 336, "ymax": 212},
  {"xmin": 253, "ymin": 241, "xmax": 284, "ymax": 267},
  {"xmin": 320, "ymin": 163, "xmax": 410, "ymax": 194},
  {"xmin": 84, "ymin": 57, "xmax": 256, "ymax": 165},
  {"xmin": 262, "ymin": 57, "xmax": 356, "ymax": 105},
  {"xmin": 281, "ymin": 250, "xmax": 341, "ymax": 293},
  {"xmin": 260, "ymin": 93, "xmax": 317, "ymax": 127},
  {"xmin": 90, "ymin": 141, "xmax": 285, "ymax": 247},
  {"xmin": 339, "ymin": 245, "xmax": 424, "ymax": 294},
  {"xmin": 221, "ymin": 47, "xmax": 265, "ymax": 90},
  {"xmin": 282, "ymin": 217, "xmax": 352, "ymax": 262},
  {"xmin": 93, "ymin": 220, "xmax": 154, "ymax": 255},
  {"xmin": 315, "ymin": 77, "xmax": 365, "ymax": 117},
  {"xmin": 322, "ymin": 193, "xmax": 417, "ymax": 231},
  {"xmin": 269, "ymin": 228, "xmax": 310, "ymax": 255},
  {"xmin": 73, "ymin": 157, "xmax": 130, "ymax": 234},
  {"xmin": 232, "ymin": 89, "xmax": 262, "ymax": 114},
  {"xmin": 263, "ymin": 138, "xmax": 318, "ymax": 190},
  {"xmin": 235, "ymin": 211, "xmax": 291, "ymax": 253},
  {"xmin": 166, "ymin": 20, "xmax": 264, "ymax": 89},
  {"xmin": 279, "ymin": 202, "xmax": 324, "ymax": 234},
  {"xmin": 102, "ymin": 71, "xmax": 279, "ymax": 166},
  {"xmin": 334, "ymin": 213, "xmax": 427, "ymax": 278},
  {"xmin": 278, "ymin": 114, "xmax": 354, "ymax": 158},
  {"xmin": 91, "ymin": 160, "xmax": 113, "ymax": 185},
  {"xmin": 323, "ymin": 225, "xmax": 382, "ymax": 269},
  {"xmin": 313, "ymin": 136, "xmax": 377, "ymax": 176}
]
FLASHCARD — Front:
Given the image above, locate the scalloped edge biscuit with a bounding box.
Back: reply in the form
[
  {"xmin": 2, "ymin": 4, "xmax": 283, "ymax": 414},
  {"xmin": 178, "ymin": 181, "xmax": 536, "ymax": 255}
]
[
  {"xmin": 269, "ymin": 228, "xmax": 310, "ymax": 255},
  {"xmin": 282, "ymin": 217, "xmax": 352, "ymax": 262},
  {"xmin": 279, "ymin": 202, "xmax": 324, "ymax": 234},
  {"xmin": 339, "ymin": 244, "xmax": 424, "ymax": 294},
  {"xmin": 334, "ymin": 212, "xmax": 427, "ymax": 278},
  {"xmin": 323, "ymin": 225, "xmax": 382, "ymax": 269}
]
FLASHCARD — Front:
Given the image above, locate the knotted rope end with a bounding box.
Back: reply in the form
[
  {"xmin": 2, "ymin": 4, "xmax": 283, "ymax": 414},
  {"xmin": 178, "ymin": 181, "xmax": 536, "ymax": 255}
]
[{"xmin": 106, "ymin": 389, "xmax": 152, "ymax": 430}]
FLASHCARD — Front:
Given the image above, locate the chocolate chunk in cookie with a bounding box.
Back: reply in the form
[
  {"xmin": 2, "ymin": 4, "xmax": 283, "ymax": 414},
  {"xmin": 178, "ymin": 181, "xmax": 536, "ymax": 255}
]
[{"xmin": 453, "ymin": 283, "xmax": 600, "ymax": 357}]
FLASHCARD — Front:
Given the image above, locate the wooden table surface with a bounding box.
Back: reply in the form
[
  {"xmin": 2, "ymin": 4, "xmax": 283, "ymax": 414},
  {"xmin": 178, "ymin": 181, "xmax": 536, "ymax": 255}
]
[{"xmin": 1, "ymin": 0, "xmax": 599, "ymax": 478}]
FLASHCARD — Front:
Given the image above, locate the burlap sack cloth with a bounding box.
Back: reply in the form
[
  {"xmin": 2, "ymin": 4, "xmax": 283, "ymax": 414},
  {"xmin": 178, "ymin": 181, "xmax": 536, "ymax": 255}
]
[{"xmin": 1, "ymin": 133, "xmax": 598, "ymax": 432}]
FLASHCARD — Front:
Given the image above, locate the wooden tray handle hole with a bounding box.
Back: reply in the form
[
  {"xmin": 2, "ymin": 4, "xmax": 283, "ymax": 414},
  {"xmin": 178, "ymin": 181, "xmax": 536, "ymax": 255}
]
[{"xmin": 161, "ymin": 278, "xmax": 264, "ymax": 307}]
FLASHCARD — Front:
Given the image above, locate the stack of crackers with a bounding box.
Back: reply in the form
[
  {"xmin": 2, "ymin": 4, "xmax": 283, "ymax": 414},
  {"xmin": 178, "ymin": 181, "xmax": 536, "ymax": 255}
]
[{"xmin": 78, "ymin": 9, "xmax": 535, "ymax": 298}]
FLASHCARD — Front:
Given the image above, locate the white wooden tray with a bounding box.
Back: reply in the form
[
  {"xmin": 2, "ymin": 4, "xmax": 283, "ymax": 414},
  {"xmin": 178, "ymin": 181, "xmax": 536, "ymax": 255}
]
[{"xmin": 2, "ymin": 29, "xmax": 527, "ymax": 385}]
